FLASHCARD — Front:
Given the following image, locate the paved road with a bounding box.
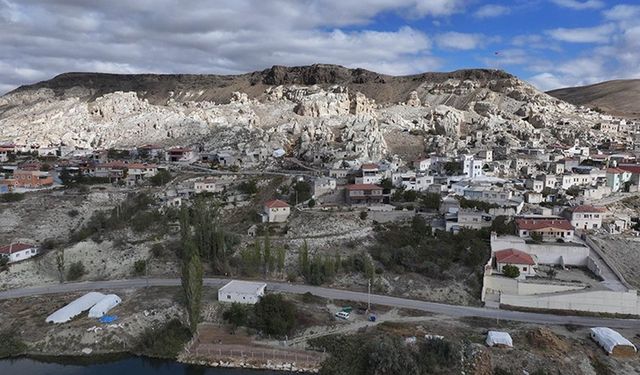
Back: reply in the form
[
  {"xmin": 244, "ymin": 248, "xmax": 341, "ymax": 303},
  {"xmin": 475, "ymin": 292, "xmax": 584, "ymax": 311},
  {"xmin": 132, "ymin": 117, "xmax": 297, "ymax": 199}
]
[{"xmin": 1, "ymin": 278, "xmax": 639, "ymax": 329}]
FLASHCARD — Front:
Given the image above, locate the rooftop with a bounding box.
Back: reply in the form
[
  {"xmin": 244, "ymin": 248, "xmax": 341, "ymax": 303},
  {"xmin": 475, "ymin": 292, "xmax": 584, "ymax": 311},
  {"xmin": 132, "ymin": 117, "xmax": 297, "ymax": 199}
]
[
  {"xmin": 495, "ymin": 248, "xmax": 536, "ymax": 265},
  {"xmin": 515, "ymin": 218, "xmax": 573, "ymax": 231},
  {"xmin": 219, "ymin": 280, "xmax": 267, "ymax": 295},
  {"xmin": 0, "ymin": 243, "xmax": 35, "ymax": 254},
  {"xmin": 572, "ymin": 205, "xmax": 607, "ymax": 213},
  {"xmin": 346, "ymin": 184, "xmax": 382, "ymax": 191},
  {"xmin": 264, "ymin": 199, "xmax": 290, "ymax": 208}
]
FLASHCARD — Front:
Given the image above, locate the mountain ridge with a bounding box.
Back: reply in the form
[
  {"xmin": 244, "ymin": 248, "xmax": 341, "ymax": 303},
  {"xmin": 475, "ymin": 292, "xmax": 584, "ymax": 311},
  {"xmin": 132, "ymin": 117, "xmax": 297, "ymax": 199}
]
[{"xmin": 547, "ymin": 79, "xmax": 640, "ymax": 119}]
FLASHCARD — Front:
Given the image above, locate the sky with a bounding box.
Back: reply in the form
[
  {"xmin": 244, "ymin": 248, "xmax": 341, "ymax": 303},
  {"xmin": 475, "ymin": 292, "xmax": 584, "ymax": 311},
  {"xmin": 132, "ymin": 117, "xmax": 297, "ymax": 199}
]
[{"xmin": 1, "ymin": 0, "xmax": 639, "ymax": 94}]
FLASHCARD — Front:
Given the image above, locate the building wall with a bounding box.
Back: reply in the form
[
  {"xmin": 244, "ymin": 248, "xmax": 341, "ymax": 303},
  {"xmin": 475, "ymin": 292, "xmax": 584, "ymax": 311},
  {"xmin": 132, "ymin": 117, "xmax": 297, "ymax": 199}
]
[
  {"xmin": 266, "ymin": 207, "xmax": 290, "ymax": 223},
  {"xmin": 218, "ymin": 291, "xmax": 264, "ymax": 304},
  {"xmin": 6, "ymin": 248, "xmax": 38, "ymax": 263},
  {"xmin": 491, "ymin": 236, "xmax": 589, "ymax": 266},
  {"xmin": 482, "ymin": 274, "xmax": 584, "ymax": 301},
  {"xmin": 500, "ymin": 290, "xmax": 640, "ymax": 315}
]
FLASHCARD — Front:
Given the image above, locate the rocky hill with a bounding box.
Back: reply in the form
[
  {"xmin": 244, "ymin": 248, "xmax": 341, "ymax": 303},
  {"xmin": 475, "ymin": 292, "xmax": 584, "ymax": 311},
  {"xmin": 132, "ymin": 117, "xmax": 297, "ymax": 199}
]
[
  {"xmin": 0, "ymin": 64, "xmax": 616, "ymax": 164},
  {"xmin": 548, "ymin": 79, "xmax": 640, "ymax": 119}
]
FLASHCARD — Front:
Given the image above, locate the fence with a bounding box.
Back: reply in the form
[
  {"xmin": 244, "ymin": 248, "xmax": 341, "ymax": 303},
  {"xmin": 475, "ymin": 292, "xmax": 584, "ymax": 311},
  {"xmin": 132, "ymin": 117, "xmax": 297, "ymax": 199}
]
[{"xmin": 191, "ymin": 344, "xmax": 325, "ymax": 367}]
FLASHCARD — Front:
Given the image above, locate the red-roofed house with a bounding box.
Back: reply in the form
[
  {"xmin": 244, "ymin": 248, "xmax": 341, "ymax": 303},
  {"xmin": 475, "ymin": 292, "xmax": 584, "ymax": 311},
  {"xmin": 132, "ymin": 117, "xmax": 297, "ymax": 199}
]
[
  {"xmin": 569, "ymin": 205, "xmax": 607, "ymax": 230},
  {"xmin": 355, "ymin": 163, "xmax": 383, "ymax": 185},
  {"xmin": 262, "ymin": 199, "xmax": 291, "ymax": 223},
  {"xmin": 345, "ymin": 184, "xmax": 385, "ymax": 205},
  {"xmin": 515, "ymin": 217, "xmax": 574, "ymax": 241},
  {"xmin": 0, "ymin": 243, "xmax": 39, "ymax": 263},
  {"xmin": 494, "ymin": 249, "xmax": 537, "ymax": 277},
  {"xmin": 167, "ymin": 147, "xmax": 198, "ymax": 163}
]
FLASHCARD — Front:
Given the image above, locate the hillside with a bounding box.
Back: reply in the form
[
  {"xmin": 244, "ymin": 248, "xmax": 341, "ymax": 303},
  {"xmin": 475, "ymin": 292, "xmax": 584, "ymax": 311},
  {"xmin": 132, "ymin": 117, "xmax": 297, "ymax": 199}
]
[
  {"xmin": 548, "ymin": 79, "xmax": 640, "ymax": 119},
  {"xmin": 0, "ymin": 64, "xmax": 615, "ymax": 162}
]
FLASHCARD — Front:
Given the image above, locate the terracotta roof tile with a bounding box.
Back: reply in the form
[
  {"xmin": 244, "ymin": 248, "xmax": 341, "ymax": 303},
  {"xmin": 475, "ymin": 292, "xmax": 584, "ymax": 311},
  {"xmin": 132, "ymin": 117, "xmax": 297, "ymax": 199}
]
[{"xmin": 495, "ymin": 249, "xmax": 536, "ymax": 265}]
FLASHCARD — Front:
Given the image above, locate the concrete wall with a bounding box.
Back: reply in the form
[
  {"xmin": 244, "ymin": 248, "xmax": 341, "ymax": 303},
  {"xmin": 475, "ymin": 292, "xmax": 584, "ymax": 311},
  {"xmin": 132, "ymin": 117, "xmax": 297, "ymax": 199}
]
[
  {"xmin": 482, "ymin": 274, "xmax": 584, "ymax": 301},
  {"xmin": 491, "ymin": 236, "xmax": 589, "ymax": 266},
  {"xmin": 501, "ymin": 290, "xmax": 640, "ymax": 315}
]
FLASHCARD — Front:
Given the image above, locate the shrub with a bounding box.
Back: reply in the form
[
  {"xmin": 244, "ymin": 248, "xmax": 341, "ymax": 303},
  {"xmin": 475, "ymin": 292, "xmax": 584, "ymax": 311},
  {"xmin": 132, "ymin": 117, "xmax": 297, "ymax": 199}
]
[
  {"xmin": 67, "ymin": 209, "xmax": 80, "ymax": 218},
  {"xmin": 223, "ymin": 303, "xmax": 249, "ymax": 330},
  {"xmin": 66, "ymin": 261, "xmax": 86, "ymax": 281},
  {"xmin": 150, "ymin": 243, "xmax": 165, "ymax": 258},
  {"xmin": 252, "ymin": 294, "xmax": 297, "ymax": 337},
  {"xmin": 0, "ymin": 329, "xmax": 27, "ymax": 358},
  {"xmin": 0, "ymin": 193, "xmax": 24, "ymax": 203},
  {"xmin": 135, "ymin": 319, "xmax": 191, "ymax": 359},
  {"xmin": 239, "ymin": 180, "xmax": 258, "ymax": 195},
  {"xmin": 359, "ymin": 211, "xmax": 368, "ymax": 220},
  {"xmin": 149, "ymin": 170, "xmax": 172, "ymax": 186},
  {"xmin": 502, "ymin": 264, "xmax": 520, "ymax": 278},
  {"xmin": 133, "ymin": 260, "xmax": 147, "ymax": 276}
]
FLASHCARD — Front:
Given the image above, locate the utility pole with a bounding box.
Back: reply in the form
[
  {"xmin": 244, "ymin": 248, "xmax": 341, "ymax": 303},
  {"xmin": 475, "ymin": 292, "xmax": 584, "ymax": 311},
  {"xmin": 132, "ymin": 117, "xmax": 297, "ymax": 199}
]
[{"xmin": 367, "ymin": 279, "xmax": 371, "ymax": 312}]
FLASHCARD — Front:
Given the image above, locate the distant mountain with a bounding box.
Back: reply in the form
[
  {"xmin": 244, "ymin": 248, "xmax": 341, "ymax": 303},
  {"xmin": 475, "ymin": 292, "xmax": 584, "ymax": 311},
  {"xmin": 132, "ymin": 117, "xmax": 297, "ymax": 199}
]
[{"xmin": 548, "ymin": 79, "xmax": 640, "ymax": 119}]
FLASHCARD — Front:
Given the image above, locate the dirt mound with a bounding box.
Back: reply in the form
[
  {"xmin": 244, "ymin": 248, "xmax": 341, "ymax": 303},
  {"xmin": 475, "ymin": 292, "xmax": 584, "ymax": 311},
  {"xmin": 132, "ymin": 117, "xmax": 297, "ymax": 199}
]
[
  {"xmin": 548, "ymin": 79, "xmax": 640, "ymax": 119},
  {"xmin": 526, "ymin": 327, "xmax": 570, "ymax": 356}
]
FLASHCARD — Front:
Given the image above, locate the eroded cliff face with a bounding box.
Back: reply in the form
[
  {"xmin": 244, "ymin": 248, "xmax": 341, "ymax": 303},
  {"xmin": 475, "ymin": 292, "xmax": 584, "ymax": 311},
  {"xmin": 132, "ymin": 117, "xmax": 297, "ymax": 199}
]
[{"xmin": 0, "ymin": 65, "xmax": 613, "ymax": 163}]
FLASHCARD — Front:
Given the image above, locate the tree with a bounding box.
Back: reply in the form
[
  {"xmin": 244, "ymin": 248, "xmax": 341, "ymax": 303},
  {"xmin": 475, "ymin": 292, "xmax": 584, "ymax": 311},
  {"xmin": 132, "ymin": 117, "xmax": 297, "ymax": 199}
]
[
  {"xmin": 55, "ymin": 250, "xmax": 65, "ymax": 283},
  {"xmin": 263, "ymin": 234, "xmax": 273, "ymax": 276},
  {"xmin": 133, "ymin": 260, "xmax": 147, "ymax": 276},
  {"xmin": 252, "ymin": 294, "xmax": 297, "ymax": 337},
  {"xmin": 365, "ymin": 335, "xmax": 419, "ymax": 375},
  {"xmin": 181, "ymin": 240, "xmax": 203, "ymax": 334},
  {"xmin": 66, "ymin": 261, "xmax": 86, "ymax": 281},
  {"xmin": 150, "ymin": 169, "xmax": 172, "ymax": 186},
  {"xmin": 291, "ymin": 180, "xmax": 312, "ymax": 204},
  {"xmin": 502, "ymin": 264, "xmax": 520, "ymax": 278},
  {"xmin": 490, "ymin": 216, "xmax": 516, "ymax": 235},
  {"xmin": 546, "ymin": 267, "xmax": 557, "ymax": 280},
  {"xmin": 360, "ymin": 211, "xmax": 368, "ymax": 220},
  {"xmin": 276, "ymin": 246, "xmax": 286, "ymax": 274},
  {"xmin": 403, "ymin": 189, "xmax": 418, "ymax": 202},
  {"xmin": 421, "ymin": 192, "xmax": 441, "ymax": 210},
  {"xmin": 223, "ymin": 303, "xmax": 249, "ymax": 332},
  {"xmin": 299, "ymin": 240, "xmax": 310, "ymax": 280},
  {"xmin": 530, "ymin": 232, "xmax": 543, "ymax": 243},
  {"xmin": 379, "ymin": 178, "xmax": 394, "ymax": 190}
]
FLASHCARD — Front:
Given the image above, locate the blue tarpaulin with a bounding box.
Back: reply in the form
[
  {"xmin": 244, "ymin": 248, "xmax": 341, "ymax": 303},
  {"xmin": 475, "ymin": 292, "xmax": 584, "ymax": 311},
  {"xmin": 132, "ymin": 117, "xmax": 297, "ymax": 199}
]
[{"xmin": 99, "ymin": 315, "xmax": 118, "ymax": 323}]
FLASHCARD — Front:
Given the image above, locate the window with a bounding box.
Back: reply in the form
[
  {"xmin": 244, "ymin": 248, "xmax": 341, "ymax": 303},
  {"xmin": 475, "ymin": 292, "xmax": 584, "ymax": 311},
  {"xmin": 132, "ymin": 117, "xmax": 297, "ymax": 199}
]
[
  {"xmin": 227, "ymin": 295, "xmax": 231, "ymax": 299},
  {"xmin": 523, "ymin": 267, "xmax": 527, "ymax": 272}
]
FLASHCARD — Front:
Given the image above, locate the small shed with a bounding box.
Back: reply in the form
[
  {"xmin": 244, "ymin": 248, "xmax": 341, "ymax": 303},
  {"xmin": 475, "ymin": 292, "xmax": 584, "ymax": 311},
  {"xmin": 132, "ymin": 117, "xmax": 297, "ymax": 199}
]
[
  {"xmin": 46, "ymin": 292, "xmax": 106, "ymax": 323},
  {"xmin": 88, "ymin": 294, "xmax": 122, "ymax": 318},
  {"xmin": 590, "ymin": 327, "xmax": 637, "ymax": 357},
  {"xmin": 486, "ymin": 331, "xmax": 513, "ymax": 348},
  {"xmin": 218, "ymin": 280, "xmax": 266, "ymax": 304}
]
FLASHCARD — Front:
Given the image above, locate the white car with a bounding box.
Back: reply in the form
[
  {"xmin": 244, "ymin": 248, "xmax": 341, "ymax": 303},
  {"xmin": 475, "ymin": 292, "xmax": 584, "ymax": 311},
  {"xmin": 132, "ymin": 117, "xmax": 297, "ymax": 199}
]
[{"xmin": 335, "ymin": 311, "xmax": 350, "ymax": 320}]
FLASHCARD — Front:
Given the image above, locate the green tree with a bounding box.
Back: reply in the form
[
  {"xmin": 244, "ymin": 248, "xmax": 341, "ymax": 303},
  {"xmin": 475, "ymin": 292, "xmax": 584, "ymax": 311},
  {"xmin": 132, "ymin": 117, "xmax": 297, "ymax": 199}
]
[
  {"xmin": 421, "ymin": 192, "xmax": 442, "ymax": 210},
  {"xmin": 55, "ymin": 249, "xmax": 65, "ymax": 283},
  {"xmin": 263, "ymin": 234, "xmax": 273, "ymax": 276},
  {"xmin": 490, "ymin": 216, "xmax": 516, "ymax": 235},
  {"xmin": 66, "ymin": 261, "xmax": 86, "ymax": 281},
  {"xmin": 133, "ymin": 260, "xmax": 147, "ymax": 276},
  {"xmin": 365, "ymin": 335, "xmax": 419, "ymax": 375},
  {"xmin": 502, "ymin": 264, "xmax": 520, "ymax": 278},
  {"xmin": 379, "ymin": 178, "xmax": 394, "ymax": 190},
  {"xmin": 276, "ymin": 246, "xmax": 286, "ymax": 274},
  {"xmin": 150, "ymin": 169, "xmax": 172, "ymax": 186},
  {"xmin": 252, "ymin": 294, "xmax": 297, "ymax": 337},
  {"xmin": 299, "ymin": 241, "xmax": 310, "ymax": 280},
  {"xmin": 223, "ymin": 303, "xmax": 249, "ymax": 332},
  {"xmin": 530, "ymin": 232, "xmax": 543, "ymax": 243},
  {"xmin": 181, "ymin": 239, "xmax": 203, "ymax": 334}
]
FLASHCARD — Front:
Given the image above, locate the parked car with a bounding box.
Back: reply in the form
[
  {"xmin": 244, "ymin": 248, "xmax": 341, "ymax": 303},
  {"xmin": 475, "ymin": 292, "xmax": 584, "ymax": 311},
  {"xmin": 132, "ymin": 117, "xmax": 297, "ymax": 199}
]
[{"xmin": 335, "ymin": 311, "xmax": 350, "ymax": 320}]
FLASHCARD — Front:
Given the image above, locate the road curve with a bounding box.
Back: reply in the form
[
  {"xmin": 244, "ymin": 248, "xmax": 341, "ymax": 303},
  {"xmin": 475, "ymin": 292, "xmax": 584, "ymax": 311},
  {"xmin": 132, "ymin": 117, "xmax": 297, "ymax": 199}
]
[{"xmin": 1, "ymin": 278, "xmax": 639, "ymax": 329}]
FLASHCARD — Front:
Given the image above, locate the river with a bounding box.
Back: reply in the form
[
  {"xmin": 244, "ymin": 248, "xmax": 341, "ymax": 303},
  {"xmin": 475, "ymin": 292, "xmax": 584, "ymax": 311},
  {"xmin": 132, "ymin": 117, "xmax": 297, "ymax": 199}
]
[{"xmin": 0, "ymin": 356, "xmax": 288, "ymax": 374}]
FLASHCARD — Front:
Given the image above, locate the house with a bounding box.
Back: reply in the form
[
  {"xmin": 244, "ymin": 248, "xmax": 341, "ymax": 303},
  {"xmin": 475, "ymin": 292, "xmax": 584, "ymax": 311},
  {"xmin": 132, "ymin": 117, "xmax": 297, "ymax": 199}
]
[
  {"xmin": 12, "ymin": 170, "xmax": 54, "ymax": 188},
  {"xmin": 313, "ymin": 177, "xmax": 337, "ymax": 197},
  {"xmin": 355, "ymin": 163, "xmax": 383, "ymax": 185},
  {"xmin": 218, "ymin": 280, "xmax": 267, "ymax": 304},
  {"xmin": 446, "ymin": 208, "xmax": 493, "ymax": 232},
  {"xmin": 525, "ymin": 179, "xmax": 544, "ymax": 193},
  {"xmin": 167, "ymin": 147, "xmax": 198, "ymax": 163},
  {"xmin": 494, "ymin": 248, "xmax": 537, "ymax": 278},
  {"xmin": 0, "ymin": 146, "xmax": 13, "ymax": 162},
  {"xmin": 606, "ymin": 168, "xmax": 632, "ymax": 192},
  {"xmin": 126, "ymin": 163, "xmax": 159, "ymax": 182},
  {"xmin": 90, "ymin": 161, "xmax": 127, "ymax": 180},
  {"xmin": 194, "ymin": 178, "xmax": 218, "ymax": 193},
  {"xmin": 525, "ymin": 192, "xmax": 543, "ymax": 204},
  {"xmin": 463, "ymin": 155, "xmax": 484, "ymax": 178},
  {"xmin": 413, "ymin": 158, "xmax": 431, "ymax": 172},
  {"xmin": 515, "ymin": 217, "xmax": 574, "ymax": 241},
  {"xmin": 569, "ymin": 205, "xmax": 607, "ymax": 230},
  {"xmin": 0, "ymin": 243, "xmax": 39, "ymax": 263},
  {"xmin": 262, "ymin": 199, "xmax": 291, "ymax": 223},
  {"xmin": 137, "ymin": 144, "xmax": 164, "ymax": 159},
  {"xmin": 345, "ymin": 184, "xmax": 385, "ymax": 205}
]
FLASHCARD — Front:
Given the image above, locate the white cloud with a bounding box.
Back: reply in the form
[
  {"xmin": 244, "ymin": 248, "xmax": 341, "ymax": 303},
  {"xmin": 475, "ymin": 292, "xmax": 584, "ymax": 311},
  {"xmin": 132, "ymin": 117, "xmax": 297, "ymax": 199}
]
[
  {"xmin": 0, "ymin": 0, "xmax": 466, "ymax": 93},
  {"xmin": 473, "ymin": 4, "xmax": 510, "ymax": 18},
  {"xmin": 550, "ymin": 0, "xmax": 604, "ymax": 10},
  {"xmin": 547, "ymin": 24, "xmax": 614, "ymax": 43},
  {"xmin": 435, "ymin": 32, "xmax": 492, "ymax": 50},
  {"xmin": 604, "ymin": 4, "xmax": 640, "ymax": 21},
  {"xmin": 529, "ymin": 73, "xmax": 570, "ymax": 91}
]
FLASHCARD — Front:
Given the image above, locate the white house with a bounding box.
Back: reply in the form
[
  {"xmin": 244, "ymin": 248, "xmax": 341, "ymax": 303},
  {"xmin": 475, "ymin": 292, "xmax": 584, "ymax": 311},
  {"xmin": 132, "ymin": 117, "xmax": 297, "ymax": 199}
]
[
  {"xmin": 194, "ymin": 178, "xmax": 218, "ymax": 193},
  {"xmin": 313, "ymin": 177, "xmax": 337, "ymax": 197},
  {"xmin": 262, "ymin": 199, "xmax": 291, "ymax": 223},
  {"xmin": 515, "ymin": 217, "xmax": 574, "ymax": 241},
  {"xmin": 413, "ymin": 158, "xmax": 431, "ymax": 172},
  {"xmin": 463, "ymin": 155, "xmax": 484, "ymax": 178},
  {"xmin": 218, "ymin": 280, "xmax": 267, "ymax": 304},
  {"xmin": 0, "ymin": 243, "xmax": 39, "ymax": 263},
  {"xmin": 494, "ymin": 248, "xmax": 537, "ymax": 278},
  {"xmin": 606, "ymin": 168, "xmax": 632, "ymax": 192},
  {"xmin": 355, "ymin": 163, "xmax": 383, "ymax": 185},
  {"xmin": 569, "ymin": 205, "xmax": 607, "ymax": 230}
]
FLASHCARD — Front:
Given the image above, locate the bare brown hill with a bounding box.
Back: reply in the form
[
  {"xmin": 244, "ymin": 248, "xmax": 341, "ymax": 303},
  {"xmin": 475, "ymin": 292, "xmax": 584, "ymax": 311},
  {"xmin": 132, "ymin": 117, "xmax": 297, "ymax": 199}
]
[
  {"xmin": 548, "ymin": 79, "xmax": 640, "ymax": 119},
  {"xmin": 8, "ymin": 64, "xmax": 514, "ymax": 105}
]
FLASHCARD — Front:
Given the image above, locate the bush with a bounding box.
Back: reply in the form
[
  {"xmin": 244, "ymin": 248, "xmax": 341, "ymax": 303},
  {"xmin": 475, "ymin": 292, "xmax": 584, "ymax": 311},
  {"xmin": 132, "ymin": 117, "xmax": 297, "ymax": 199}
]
[
  {"xmin": 66, "ymin": 261, "xmax": 86, "ymax": 281},
  {"xmin": 150, "ymin": 243, "xmax": 166, "ymax": 258},
  {"xmin": 359, "ymin": 211, "xmax": 368, "ymax": 220},
  {"xmin": 0, "ymin": 329, "xmax": 27, "ymax": 358},
  {"xmin": 67, "ymin": 209, "xmax": 80, "ymax": 218},
  {"xmin": 133, "ymin": 260, "xmax": 147, "ymax": 276},
  {"xmin": 135, "ymin": 319, "xmax": 191, "ymax": 359},
  {"xmin": 239, "ymin": 180, "xmax": 258, "ymax": 195},
  {"xmin": 502, "ymin": 264, "xmax": 520, "ymax": 278},
  {"xmin": 252, "ymin": 294, "xmax": 297, "ymax": 337},
  {"xmin": 223, "ymin": 303, "xmax": 250, "ymax": 330},
  {"xmin": 149, "ymin": 170, "xmax": 172, "ymax": 186},
  {"xmin": 0, "ymin": 193, "xmax": 24, "ymax": 203}
]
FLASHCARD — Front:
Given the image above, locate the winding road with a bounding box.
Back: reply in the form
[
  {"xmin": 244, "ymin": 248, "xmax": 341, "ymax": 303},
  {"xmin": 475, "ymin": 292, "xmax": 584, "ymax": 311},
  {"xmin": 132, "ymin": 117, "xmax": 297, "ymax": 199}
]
[{"xmin": 1, "ymin": 278, "xmax": 639, "ymax": 329}]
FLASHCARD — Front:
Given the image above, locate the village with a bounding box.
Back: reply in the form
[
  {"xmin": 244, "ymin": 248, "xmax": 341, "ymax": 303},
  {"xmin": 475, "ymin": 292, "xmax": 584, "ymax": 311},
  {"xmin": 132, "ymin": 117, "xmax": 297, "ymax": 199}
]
[{"xmin": 2, "ymin": 107, "xmax": 640, "ymax": 373}]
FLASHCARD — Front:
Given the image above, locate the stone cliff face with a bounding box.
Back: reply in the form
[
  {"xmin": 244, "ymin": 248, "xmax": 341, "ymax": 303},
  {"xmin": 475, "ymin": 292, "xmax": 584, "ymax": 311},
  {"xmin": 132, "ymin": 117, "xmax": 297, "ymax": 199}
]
[{"xmin": 0, "ymin": 65, "xmax": 615, "ymax": 163}]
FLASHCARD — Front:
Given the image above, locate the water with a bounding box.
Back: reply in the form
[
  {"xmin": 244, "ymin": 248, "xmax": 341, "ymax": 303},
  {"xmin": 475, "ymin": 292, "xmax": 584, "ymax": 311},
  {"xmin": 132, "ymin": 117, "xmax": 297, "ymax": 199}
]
[{"xmin": 0, "ymin": 356, "xmax": 288, "ymax": 375}]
